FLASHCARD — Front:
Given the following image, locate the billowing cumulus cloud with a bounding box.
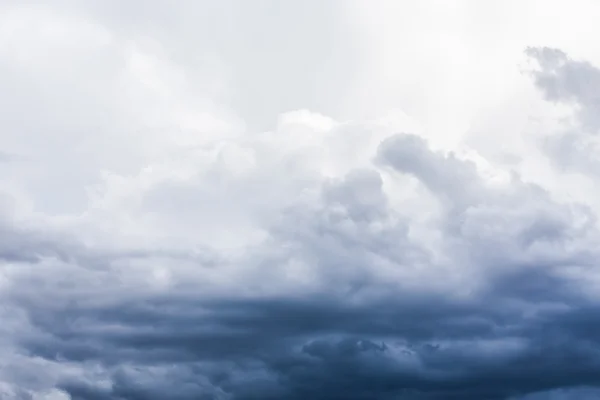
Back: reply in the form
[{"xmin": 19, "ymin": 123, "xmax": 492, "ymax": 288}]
[{"xmin": 2, "ymin": 1, "xmax": 600, "ymax": 399}]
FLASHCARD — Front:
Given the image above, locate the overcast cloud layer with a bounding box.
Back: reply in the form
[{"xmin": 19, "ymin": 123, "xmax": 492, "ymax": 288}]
[{"xmin": 3, "ymin": 1, "xmax": 600, "ymax": 399}]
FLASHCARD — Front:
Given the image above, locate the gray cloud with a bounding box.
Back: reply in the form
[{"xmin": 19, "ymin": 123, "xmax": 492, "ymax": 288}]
[
  {"xmin": 526, "ymin": 47, "xmax": 600, "ymax": 175},
  {"xmin": 2, "ymin": 1, "xmax": 600, "ymax": 399},
  {"xmin": 526, "ymin": 47, "xmax": 600, "ymax": 131},
  {"xmin": 4, "ymin": 128, "xmax": 600, "ymax": 399}
]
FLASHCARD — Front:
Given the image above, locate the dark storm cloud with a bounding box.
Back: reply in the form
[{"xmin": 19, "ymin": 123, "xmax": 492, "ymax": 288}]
[
  {"xmin": 5, "ymin": 47, "xmax": 600, "ymax": 400},
  {"xmin": 9, "ymin": 134, "xmax": 600, "ymax": 400},
  {"xmin": 17, "ymin": 284, "xmax": 600, "ymax": 399},
  {"xmin": 518, "ymin": 387, "xmax": 600, "ymax": 400}
]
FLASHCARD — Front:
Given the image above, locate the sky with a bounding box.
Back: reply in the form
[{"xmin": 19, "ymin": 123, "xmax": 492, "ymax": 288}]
[{"xmin": 3, "ymin": 1, "xmax": 600, "ymax": 399}]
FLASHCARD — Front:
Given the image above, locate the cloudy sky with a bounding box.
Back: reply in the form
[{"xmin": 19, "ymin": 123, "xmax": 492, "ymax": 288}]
[{"xmin": 3, "ymin": 1, "xmax": 600, "ymax": 399}]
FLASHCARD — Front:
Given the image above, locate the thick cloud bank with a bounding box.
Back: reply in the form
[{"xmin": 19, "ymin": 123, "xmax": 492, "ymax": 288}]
[{"xmin": 2, "ymin": 2, "xmax": 600, "ymax": 400}]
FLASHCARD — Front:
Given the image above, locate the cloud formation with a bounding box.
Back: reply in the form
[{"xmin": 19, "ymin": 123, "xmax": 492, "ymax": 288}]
[{"xmin": 3, "ymin": 2, "xmax": 600, "ymax": 400}]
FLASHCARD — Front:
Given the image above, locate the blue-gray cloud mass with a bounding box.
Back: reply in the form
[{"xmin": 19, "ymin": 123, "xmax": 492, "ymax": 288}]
[{"xmin": 1, "ymin": 2, "xmax": 600, "ymax": 400}]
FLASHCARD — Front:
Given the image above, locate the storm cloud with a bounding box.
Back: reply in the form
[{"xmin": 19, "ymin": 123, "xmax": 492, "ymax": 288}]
[{"xmin": 2, "ymin": 1, "xmax": 600, "ymax": 400}]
